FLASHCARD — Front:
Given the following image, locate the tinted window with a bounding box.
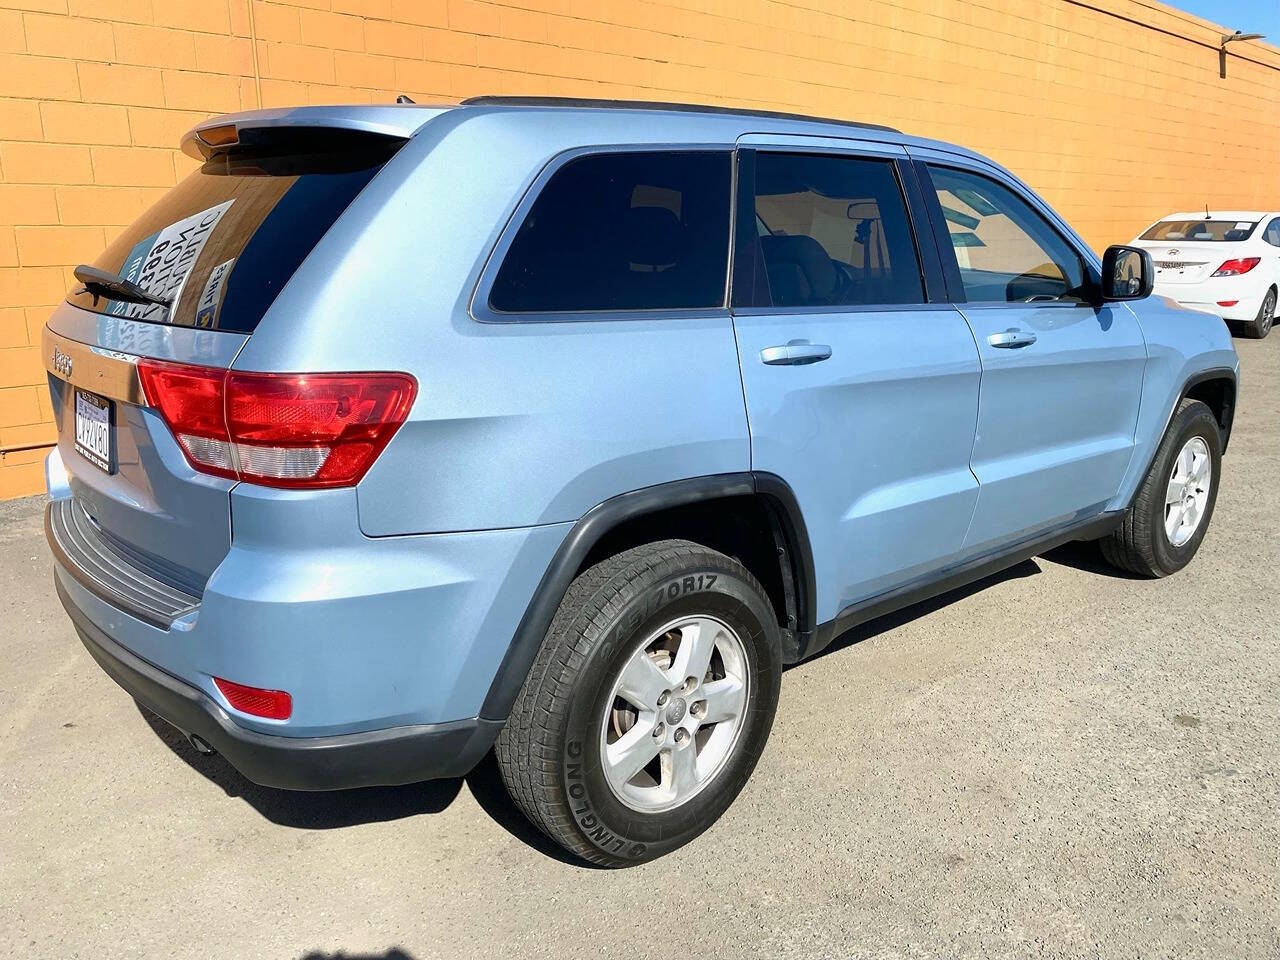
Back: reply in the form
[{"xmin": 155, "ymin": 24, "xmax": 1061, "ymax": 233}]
[
  {"xmin": 1265, "ymin": 218, "xmax": 1280, "ymax": 247},
  {"xmin": 750, "ymin": 153, "xmax": 922, "ymax": 307},
  {"xmin": 489, "ymin": 151, "xmax": 731, "ymax": 313},
  {"xmin": 1141, "ymin": 219, "xmax": 1258, "ymax": 242},
  {"xmin": 927, "ymin": 166, "xmax": 1089, "ymax": 304},
  {"xmin": 65, "ymin": 133, "xmax": 400, "ymax": 333}
]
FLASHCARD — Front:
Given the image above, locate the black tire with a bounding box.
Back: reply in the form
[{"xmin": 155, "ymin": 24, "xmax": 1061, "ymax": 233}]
[
  {"xmin": 1101, "ymin": 398, "xmax": 1222, "ymax": 577},
  {"xmin": 1244, "ymin": 286, "xmax": 1275, "ymax": 339},
  {"xmin": 495, "ymin": 539, "xmax": 782, "ymax": 867}
]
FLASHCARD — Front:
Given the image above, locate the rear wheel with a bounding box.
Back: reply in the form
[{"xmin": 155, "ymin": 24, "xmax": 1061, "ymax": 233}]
[
  {"xmin": 1244, "ymin": 286, "xmax": 1275, "ymax": 339},
  {"xmin": 495, "ymin": 539, "xmax": 781, "ymax": 867},
  {"xmin": 1101, "ymin": 398, "xmax": 1222, "ymax": 577}
]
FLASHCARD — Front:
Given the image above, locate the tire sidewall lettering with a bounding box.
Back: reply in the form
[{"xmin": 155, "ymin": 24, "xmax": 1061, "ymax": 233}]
[
  {"xmin": 559, "ymin": 566, "xmax": 767, "ymax": 862},
  {"xmin": 564, "ymin": 736, "xmax": 647, "ymax": 860},
  {"xmin": 602, "ymin": 573, "xmax": 720, "ymax": 655}
]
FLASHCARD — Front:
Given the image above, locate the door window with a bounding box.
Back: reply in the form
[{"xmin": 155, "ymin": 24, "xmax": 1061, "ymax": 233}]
[
  {"xmin": 1264, "ymin": 218, "xmax": 1280, "ymax": 247},
  {"xmin": 926, "ymin": 165, "xmax": 1089, "ymax": 304},
  {"xmin": 746, "ymin": 153, "xmax": 923, "ymax": 308},
  {"xmin": 489, "ymin": 151, "xmax": 731, "ymax": 314}
]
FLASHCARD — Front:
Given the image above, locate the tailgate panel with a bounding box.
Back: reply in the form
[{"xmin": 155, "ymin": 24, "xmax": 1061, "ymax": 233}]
[
  {"xmin": 40, "ymin": 124, "xmax": 408, "ymax": 599},
  {"xmin": 44, "ymin": 309, "xmax": 243, "ymax": 589}
]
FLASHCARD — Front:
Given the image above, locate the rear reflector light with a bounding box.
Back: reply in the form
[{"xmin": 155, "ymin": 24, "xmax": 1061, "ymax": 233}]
[
  {"xmin": 214, "ymin": 677, "xmax": 292, "ymax": 720},
  {"xmin": 1212, "ymin": 257, "xmax": 1260, "ymax": 277},
  {"xmin": 1217, "ymin": 300, "xmax": 1239, "ymax": 307},
  {"xmin": 137, "ymin": 360, "xmax": 416, "ymax": 489}
]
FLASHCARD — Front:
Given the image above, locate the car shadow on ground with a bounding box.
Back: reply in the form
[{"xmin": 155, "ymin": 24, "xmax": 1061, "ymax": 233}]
[
  {"xmin": 136, "ymin": 537, "xmax": 1131, "ymax": 864},
  {"xmin": 137, "ymin": 707, "xmax": 592, "ymax": 866},
  {"xmin": 790, "ymin": 557, "xmax": 1042, "ymax": 668},
  {"xmin": 1039, "ymin": 538, "xmax": 1146, "ymax": 579},
  {"xmin": 793, "ymin": 538, "xmax": 1139, "ymax": 667}
]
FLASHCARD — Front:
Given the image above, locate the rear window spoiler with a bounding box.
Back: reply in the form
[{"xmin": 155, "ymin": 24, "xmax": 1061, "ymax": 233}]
[{"xmin": 181, "ymin": 105, "xmax": 450, "ymax": 160}]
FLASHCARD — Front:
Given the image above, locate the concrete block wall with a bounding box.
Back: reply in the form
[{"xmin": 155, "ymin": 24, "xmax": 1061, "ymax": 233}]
[{"xmin": 1, "ymin": 0, "xmax": 1277, "ymax": 498}]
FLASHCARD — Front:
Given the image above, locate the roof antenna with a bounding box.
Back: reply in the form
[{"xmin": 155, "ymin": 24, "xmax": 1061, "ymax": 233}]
[
  {"xmin": 395, "ymin": 94, "xmax": 415, "ymax": 104},
  {"xmin": 1205, "ymin": 202, "xmax": 1210, "ymax": 219}
]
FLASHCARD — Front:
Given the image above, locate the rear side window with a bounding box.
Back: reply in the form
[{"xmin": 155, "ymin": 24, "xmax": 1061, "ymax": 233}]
[
  {"xmin": 746, "ymin": 153, "xmax": 923, "ymax": 308},
  {"xmin": 488, "ymin": 151, "xmax": 731, "ymax": 314},
  {"xmin": 65, "ymin": 132, "xmax": 401, "ymax": 333}
]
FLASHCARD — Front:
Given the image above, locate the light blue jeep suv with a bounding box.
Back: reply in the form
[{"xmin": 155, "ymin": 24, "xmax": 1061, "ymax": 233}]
[{"xmin": 43, "ymin": 97, "xmax": 1238, "ymax": 866}]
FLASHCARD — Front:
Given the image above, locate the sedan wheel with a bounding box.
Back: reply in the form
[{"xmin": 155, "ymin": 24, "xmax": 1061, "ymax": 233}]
[{"xmin": 1247, "ymin": 287, "xmax": 1275, "ymax": 339}]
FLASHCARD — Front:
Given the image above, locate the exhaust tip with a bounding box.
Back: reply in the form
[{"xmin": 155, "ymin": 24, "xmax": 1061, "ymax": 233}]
[{"xmin": 187, "ymin": 733, "xmax": 216, "ymax": 756}]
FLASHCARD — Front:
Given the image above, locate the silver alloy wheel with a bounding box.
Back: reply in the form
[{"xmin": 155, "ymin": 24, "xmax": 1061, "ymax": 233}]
[
  {"xmin": 599, "ymin": 615, "xmax": 749, "ymax": 813},
  {"xmin": 1260, "ymin": 289, "xmax": 1275, "ymax": 336},
  {"xmin": 1165, "ymin": 436, "xmax": 1211, "ymax": 547}
]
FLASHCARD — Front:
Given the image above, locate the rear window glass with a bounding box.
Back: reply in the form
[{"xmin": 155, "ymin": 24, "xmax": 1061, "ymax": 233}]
[
  {"xmin": 65, "ymin": 133, "xmax": 401, "ymax": 333},
  {"xmin": 488, "ymin": 151, "xmax": 731, "ymax": 314},
  {"xmin": 1140, "ymin": 219, "xmax": 1258, "ymax": 242}
]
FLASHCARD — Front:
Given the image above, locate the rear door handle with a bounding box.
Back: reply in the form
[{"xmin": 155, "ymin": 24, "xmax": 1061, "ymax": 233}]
[
  {"xmin": 987, "ymin": 328, "xmax": 1037, "ymax": 349},
  {"xmin": 761, "ymin": 341, "xmax": 833, "ymax": 365}
]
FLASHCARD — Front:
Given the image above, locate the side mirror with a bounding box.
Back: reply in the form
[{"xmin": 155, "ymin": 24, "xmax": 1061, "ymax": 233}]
[{"xmin": 1101, "ymin": 245, "xmax": 1154, "ymax": 301}]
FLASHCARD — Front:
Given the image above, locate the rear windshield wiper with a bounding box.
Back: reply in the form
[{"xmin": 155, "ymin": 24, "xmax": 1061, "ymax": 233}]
[{"xmin": 73, "ymin": 265, "xmax": 170, "ymax": 308}]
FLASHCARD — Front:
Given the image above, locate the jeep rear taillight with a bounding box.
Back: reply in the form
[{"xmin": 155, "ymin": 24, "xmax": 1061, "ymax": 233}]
[{"xmin": 137, "ymin": 360, "xmax": 416, "ymax": 489}]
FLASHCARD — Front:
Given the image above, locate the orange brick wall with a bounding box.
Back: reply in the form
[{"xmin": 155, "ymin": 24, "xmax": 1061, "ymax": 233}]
[{"xmin": 1, "ymin": 0, "xmax": 1278, "ymax": 499}]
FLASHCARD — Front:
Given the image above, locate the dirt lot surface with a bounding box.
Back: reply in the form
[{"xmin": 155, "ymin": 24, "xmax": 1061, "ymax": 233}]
[{"xmin": 2, "ymin": 337, "xmax": 1276, "ymax": 960}]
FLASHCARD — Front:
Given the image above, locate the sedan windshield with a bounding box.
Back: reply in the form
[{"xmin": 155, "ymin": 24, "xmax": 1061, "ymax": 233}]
[{"xmin": 1140, "ymin": 219, "xmax": 1257, "ymax": 242}]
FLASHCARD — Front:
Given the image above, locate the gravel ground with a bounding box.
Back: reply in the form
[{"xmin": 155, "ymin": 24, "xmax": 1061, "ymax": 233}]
[{"xmin": 1, "ymin": 336, "xmax": 1276, "ymax": 960}]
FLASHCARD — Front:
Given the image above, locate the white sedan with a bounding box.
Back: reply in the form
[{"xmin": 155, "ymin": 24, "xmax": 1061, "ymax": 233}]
[{"xmin": 1130, "ymin": 211, "xmax": 1280, "ymax": 338}]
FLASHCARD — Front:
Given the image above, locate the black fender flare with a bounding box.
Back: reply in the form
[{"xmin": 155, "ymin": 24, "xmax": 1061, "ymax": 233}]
[
  {"xmin": 1179, "ymin": 366, "xmax": 1237, "ymax": 453},
  {"xmin": 478, "ymin": 472, "xmax": 815, "ymax": 721},
  {"xmin": 1129, "ymin": 366, "xmax": 1238, "ymax": 501}
]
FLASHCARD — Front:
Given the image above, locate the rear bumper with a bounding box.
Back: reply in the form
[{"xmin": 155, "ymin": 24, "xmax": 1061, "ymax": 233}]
[
  {"xmin": 58, "ymin": 577, "xmax": 501, "ymax": 790},
  {"xmin": 43, "ymin": 480, "xmax": 570, "ymax": 736},
  {"xmin": 1154, "ymin": 282, "xmax": 1268, "ymax": 321}
]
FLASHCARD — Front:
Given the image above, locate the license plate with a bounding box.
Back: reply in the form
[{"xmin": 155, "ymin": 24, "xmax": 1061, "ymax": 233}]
[{"xmin": 74, "ymin": 390, "xmax": 113, "ymax": 473}]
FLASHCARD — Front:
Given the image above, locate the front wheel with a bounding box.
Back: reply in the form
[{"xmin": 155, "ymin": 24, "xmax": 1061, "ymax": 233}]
[
  {"xmin": 495, "ymin": 540, "xmax": 782, "ymax": 867},
  {"xmin": 1101, "ymin": 398, "xmax": 1222, "ymax": 577}
]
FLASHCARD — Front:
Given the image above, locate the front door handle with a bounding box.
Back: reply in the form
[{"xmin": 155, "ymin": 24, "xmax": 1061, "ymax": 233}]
[
  {"xmin": 761, "ymin": 340, "xmax": 833, "ymax": 365},
  {"xmin": 987, "ymin": 328, "xmax": 1038, "ymax": 349}
]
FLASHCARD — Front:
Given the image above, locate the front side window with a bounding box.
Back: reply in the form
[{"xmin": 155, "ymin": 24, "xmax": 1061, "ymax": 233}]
[
  {"xmin": 1141, "ymin": 219, "xmax": 1258, "ymax": 242},
  {"xmin": 927, "ymin": 166, "xmax": 1089, "ymax": 304},
  {"xmin": 488, "ymin": 151, "xmax": 731, "ymax": 314},
  {"xmin": 749, "ymin": 153, "xmax": 923, "ymax": 307}
]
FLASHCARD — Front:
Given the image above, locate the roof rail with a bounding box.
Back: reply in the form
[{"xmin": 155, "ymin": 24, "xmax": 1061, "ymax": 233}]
[{"xmin": 459, "ymin": 96, "xmax": 901, "ymax": 134}]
